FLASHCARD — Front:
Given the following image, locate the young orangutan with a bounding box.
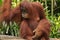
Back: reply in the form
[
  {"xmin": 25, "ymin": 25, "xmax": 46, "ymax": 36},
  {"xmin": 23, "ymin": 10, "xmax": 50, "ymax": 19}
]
[
  {"xmin": 31, "ymin": 2, "xmax": 51, "ymax": 40},
  {"xmin": 20, "ymin": 1, "xmax": 51, "ymax": 40}
]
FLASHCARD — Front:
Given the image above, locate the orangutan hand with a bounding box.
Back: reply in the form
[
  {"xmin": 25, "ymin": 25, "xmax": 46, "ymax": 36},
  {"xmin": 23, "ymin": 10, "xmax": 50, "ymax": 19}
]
[
  {"xmin": 32, "ymin": 29, "xmax": 43, "ymax": 39},
  {"xmin": 32, "ymin": 19, "xmax": 51, "ymax": 39}
]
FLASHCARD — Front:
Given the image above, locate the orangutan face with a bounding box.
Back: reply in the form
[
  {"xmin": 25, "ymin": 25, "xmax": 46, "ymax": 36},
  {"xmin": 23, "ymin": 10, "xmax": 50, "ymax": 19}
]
[{"xmin": 21, "ymin": 6, "xmax": 29, "ymax": 18}]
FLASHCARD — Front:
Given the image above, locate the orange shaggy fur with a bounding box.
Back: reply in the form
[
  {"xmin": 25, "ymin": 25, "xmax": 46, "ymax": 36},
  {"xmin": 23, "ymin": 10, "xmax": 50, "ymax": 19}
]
[
  {"xmin": 20, "ymin": 1, "xmax": 51, "ymax": 40},
  {"xmin": 0, "ymin": 1, "xmax": 51, "ymax": 40}
]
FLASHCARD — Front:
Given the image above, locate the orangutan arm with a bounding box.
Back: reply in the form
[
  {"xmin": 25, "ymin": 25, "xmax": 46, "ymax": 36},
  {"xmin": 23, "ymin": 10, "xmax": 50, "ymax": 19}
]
[
  {"xmin": 20, "ymin": 20, "xmax": 33, "ymax": 40},
  {"xmin": 0, "ymin": 5, "xmax": 21, "ymax": 23},
  {"xmin": 32, "ymin": 19, "xmax": 51, "ymax": 38}
]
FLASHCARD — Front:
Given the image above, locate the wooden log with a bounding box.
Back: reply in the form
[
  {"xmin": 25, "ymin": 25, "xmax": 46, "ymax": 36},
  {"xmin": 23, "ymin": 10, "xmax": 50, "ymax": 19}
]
[
  {"xmin": 0, "ymin": 35, "xmax": 60, "ymax": 40},
  {"xmin": 0, "ymin": 35, "xmax": 26, "ymax": 40}
]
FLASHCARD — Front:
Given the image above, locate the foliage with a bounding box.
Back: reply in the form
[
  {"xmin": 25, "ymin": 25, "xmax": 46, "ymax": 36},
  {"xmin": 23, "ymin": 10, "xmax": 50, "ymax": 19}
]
[
  {"xmin": 47, "ymin": 16, "xmax": 60, "ymax": 38},
  {"xmin": 12, "ymin": 0, "xmax": 20, "ymax": 8},
  {"xmin": 0, "ymin": 0, "xmax": 2, "ymax": 6},
  {"xmin": 0, "ymin": 21, "xmax": 19, "ymax": 37}
]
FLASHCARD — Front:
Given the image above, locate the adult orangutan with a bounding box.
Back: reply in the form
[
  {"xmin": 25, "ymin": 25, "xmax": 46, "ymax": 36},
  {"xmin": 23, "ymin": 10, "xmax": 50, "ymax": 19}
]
[
  {"xmin": 20, "ymin": 1, "xmax": 51, "ymax": 40},
  {"xmin": 0, "ymin": 0, "xmax": 21, "ymax": 25},
  {"xmin": 0, "ymin": 5, "xmax": 21, "ymax": 25}
]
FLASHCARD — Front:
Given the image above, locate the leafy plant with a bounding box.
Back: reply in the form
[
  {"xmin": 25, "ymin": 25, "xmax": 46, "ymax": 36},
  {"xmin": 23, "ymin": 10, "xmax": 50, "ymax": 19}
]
[
  {"xmin": 0, "ymin": 21, "xmax": 19, "ymax": 37},
  {"xmin": 48, "ymin": 16, "xmax": 60, "ymax": 38},
  {"xmin": 0, "ymin": 0, "xmax": 2, "ymax": 6}
]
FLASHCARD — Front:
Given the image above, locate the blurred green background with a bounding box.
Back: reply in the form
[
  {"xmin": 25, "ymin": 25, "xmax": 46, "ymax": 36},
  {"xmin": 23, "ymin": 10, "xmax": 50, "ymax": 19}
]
[{"xmin": 0, "ymin": 0, "xmax": 60, "ymax": 38}]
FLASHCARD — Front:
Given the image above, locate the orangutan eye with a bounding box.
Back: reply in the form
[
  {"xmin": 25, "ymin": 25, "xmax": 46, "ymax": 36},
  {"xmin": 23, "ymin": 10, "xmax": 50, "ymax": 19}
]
[{"xmin": 21, "ymin": 6, "xmax": 27, "ymax": 13}]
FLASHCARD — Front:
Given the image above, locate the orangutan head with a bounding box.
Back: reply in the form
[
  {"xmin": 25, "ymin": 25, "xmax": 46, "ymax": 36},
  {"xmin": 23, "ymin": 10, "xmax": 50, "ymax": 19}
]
[
  {"xmin": 20, "ymin": 1, "xmax": 40, "ymax": 21},
  {"xmin": 20, "ymin": 5, "xmax": 29, "ymax": 19}
]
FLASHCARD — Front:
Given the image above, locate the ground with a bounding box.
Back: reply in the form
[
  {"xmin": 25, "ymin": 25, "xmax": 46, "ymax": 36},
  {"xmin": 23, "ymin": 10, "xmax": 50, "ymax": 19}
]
[{"xmin": 0, "ymin": 35, "xmax": 60, "ymax": 40}]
